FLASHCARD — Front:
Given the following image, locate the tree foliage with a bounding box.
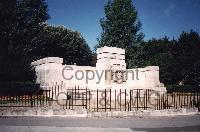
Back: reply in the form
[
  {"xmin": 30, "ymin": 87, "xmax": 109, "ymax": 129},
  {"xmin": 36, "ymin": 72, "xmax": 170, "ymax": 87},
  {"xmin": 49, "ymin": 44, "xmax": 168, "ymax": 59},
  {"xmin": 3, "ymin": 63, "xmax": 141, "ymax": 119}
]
[
  {"xmin": 137, "ymin": 31, "xmax": 200, "ymax": 85},
  {"xmin": 0, "ymin": 0, "xmax": 17, "ymax": 63},
  {"xmin": 0, "ymin": 0, "xmax": 94, "ymax": 82},
  {"xmin": 173, "ymin": 30, "xmax": 200, "ymax": 85},
  {"xmin": 0, "ymin": 0, "xmax": 49, "ymax": 82},
  {"xmin": 32, "ymin": 25, "xmax": 94, "ymax": 66},
  {"xmin": 98, "ymin": 0, "xmax": 143, "ymax": 49},
  {"xmin": 1, "ymin": 0, "xmax": 199, "ymax": 87},
  {"xmin": 96, "ymin": 0, "xmax": 200, "ymax": 85},
  {"xmin": 97, "ymin": 0, "xmax": 144, "ymax": 68},
  {"xmin": 138, "ymin": 37, "xmax": 176, "ymax": 84}
]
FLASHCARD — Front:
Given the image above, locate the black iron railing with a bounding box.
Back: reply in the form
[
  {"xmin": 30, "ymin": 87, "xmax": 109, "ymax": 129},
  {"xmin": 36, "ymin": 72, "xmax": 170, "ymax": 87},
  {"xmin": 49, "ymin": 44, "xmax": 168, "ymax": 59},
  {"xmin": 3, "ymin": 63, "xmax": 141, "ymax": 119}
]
[{"xmin": 0, "ymin": 85, "xmax": 200, "ymax": 112}]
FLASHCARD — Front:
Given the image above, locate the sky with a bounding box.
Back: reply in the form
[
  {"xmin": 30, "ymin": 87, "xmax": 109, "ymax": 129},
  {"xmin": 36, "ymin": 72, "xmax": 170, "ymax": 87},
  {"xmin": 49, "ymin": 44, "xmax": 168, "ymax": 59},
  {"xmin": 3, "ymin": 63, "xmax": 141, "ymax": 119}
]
[{"xmin": 46, "ymin": 0, "xmax": 200, "ymax": 49}]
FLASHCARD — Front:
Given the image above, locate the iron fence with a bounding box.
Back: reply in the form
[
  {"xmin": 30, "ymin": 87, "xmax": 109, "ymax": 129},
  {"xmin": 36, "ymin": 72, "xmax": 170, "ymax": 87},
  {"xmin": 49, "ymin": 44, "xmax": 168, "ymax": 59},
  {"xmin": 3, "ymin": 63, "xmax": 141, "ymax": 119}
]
[{"xmin": 0, "ymin": 85, "xmax": 200, "ymax": 112}]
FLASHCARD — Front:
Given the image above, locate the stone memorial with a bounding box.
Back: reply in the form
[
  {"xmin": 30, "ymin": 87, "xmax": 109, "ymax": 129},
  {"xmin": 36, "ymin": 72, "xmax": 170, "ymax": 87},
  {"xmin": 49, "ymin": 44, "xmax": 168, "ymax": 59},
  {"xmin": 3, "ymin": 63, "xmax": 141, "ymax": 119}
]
[{"xmin": 31, "ymin": 46, "xmax": 166, "ymax": 93}]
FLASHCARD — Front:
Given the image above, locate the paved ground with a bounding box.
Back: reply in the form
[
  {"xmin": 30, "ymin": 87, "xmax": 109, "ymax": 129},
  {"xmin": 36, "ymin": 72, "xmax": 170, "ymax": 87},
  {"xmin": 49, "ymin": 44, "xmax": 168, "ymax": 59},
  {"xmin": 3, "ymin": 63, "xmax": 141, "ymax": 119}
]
[{"xmin": 0, "ymin": 115, "xmax": 200, "ymax": 132}]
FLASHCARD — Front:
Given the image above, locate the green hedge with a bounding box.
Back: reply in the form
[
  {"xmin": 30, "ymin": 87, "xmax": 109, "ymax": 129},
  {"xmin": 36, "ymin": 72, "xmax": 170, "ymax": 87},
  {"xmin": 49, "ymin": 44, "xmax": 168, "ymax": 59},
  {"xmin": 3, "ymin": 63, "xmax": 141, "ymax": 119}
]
[
  {"xmin": 0, "ymin": 82, "xmax": 41, "ymax": 96},
  {"xmin": 167, "ymin": 85, "xmax": 200, "ymax": 93}
]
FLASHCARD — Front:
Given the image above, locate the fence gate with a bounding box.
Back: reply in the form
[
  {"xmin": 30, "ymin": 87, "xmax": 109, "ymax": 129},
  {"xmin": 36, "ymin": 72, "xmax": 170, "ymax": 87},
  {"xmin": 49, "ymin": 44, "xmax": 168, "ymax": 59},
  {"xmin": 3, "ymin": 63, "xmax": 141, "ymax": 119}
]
[{"xmin": 64, "ymin": 86, "xmax": 90, "ymax": 110}]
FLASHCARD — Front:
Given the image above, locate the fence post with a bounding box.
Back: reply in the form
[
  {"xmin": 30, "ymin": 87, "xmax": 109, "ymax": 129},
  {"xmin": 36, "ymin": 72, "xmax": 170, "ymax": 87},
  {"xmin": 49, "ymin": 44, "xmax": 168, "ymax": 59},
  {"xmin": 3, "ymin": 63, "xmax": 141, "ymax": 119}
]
[
  {"xmin": 15, "ymin": 96, "xmax": 17, "ymax": 107},
  {"xmin": 183, "ymin": 93, "xmax": 186, "ymax": 108},
  {"xmin": 105, "ymin": 89, "xmax": 107, "ymax": 112},
  {"xmin": 174, "ymin": 93, "xmax": 176, "ymax": 109},
  {"xmin": 8, "ymin": 96, "xmax": 11, "ymax": 107},
  {"xmin": 46, "ymin": 90, "xmax": 48, "ymax": 106},
  {"xmin": 86, "ymin": 86, "xmax": 87, "ymax": 109},
  {"xmin": 187, "ymin": 93, "xmax": 189, "ymax": 108},
  {"xmin": 189, "ymin": 93, "xmax": 192, "ymax": 107},
  {"xmin": 160, "ymin": 93, "xmax": 162, "ymax": 109},
  {"xmin": 136, "ymin": 90, "xmax": 139, "ymax": 110},
  {"xmin": 66, "ymin": 92, "xmax": 68, "ymax": 109},
  {"xmin": 22, "ymin": 95, "xmax": 26, "ymax": 106},
  {"xmin": 144, "ymin": 90, "xmax": 146, "ymax": 110},
  {"xmin": 3, "ymin": 96, "xmax": 4, "ymax": 107},
  {"xmin": 78, "ymin": 86, "xmax": 80, "ymax": 98},
  {"xmin": 146, "ymin": 90, "xmax": 148, "ymax": 109},
  {"xmin": 51, "ymin": 86, "xmax": 54, "ymax": 100},
  {"xmin": 56, "ymin": 85, "xmax": 60, "ymax": 96},
  {"xmin": 110, "ymin": 89, "xmax": 111, "ymax": 111},
  {"xmin": 81, "ymin": 91, "xmax": 84, "ymax": 109},
  {"xmin": 89, "ymin": 90, "xmax": 91, "ymax": 110},
  {"xmin": 175, "ymin": 93, "xmax": 177, "ymax": 109},
  {"xmin": 40, "ymin": 94, "xmax": 42, "ymax": 106},
  {"xmin": 159, "ymin": 93, "xmax": 161, "ymax": 110},
  {"xmin": 55, "ymin": 85, "xmax": 57, "ymax": 100},
  {"xmin": 167, "ymin": 93, "xmax": 169, "ymax": 109},
  {"xmin": 31, "ymin": 94, "xmax": 33, "ymax": 107},
  {"xmin": 48, "ymin": 87, "xmax": 50, "ymax": 100},
  {"xmin": 26, "ymin": 95, "xmax": 28, "ymax": 107},
  {"xmin": 171, "ymin": 93, "xmax": 174, "ymax": 109},
  {"xmin": 37, "ymin": 94, "xmax": 39, "ymax": 107},
  {"xmin": 72, "ymin": 87, "xmax": 74, "ymax": 109},
  {"xmin": 115, "ymin": 89, "xmax": 116, "ymax": 111},
  {"xmin": 75, "ymin": 86, "xmax": 76, "ymax": 105},
  {"xmin": 4, "ymin": 96, "xmax": 6, "ymax": 107},
  {"xmin": 125, "ymin": 89, "xmax": 126, "ymax": 111},
  {"xmin": 97, "ymin": 89, "xmax": 98, "ymax": 112},
  {"xmin": 120, "ymin": 89, "xmax": 121, "ymax": 111},
  {"xmin": 130, "ymin": 90, "xmax": 132, "ymax": 111}
]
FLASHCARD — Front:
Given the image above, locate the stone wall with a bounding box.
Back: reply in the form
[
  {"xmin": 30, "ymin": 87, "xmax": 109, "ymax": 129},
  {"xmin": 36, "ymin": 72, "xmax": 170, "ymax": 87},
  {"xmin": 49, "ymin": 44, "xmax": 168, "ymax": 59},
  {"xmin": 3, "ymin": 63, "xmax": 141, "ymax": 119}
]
[{"xmin": 0, "ymin": 107, "xmax": 198, "ymax": 117}]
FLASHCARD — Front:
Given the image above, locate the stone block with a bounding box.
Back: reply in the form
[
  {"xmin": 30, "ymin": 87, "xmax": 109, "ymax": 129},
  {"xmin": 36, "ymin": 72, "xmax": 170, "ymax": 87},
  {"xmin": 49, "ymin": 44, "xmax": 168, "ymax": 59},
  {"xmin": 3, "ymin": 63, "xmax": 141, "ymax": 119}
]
[
  {"xmin": 93, "ymin": 112, "xmax": 101, "ymax": 117},
  {"xmin": 111, "ymin": 111, "xmax": 119, "ymax": 117}
]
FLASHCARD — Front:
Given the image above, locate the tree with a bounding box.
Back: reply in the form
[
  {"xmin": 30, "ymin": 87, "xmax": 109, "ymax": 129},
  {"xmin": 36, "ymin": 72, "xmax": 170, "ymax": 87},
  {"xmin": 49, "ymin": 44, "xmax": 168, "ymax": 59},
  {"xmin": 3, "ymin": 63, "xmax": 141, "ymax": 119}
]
[
  {"xmin": 138, "ymin": 31, "xmax": 200, "ymax": 86},
  {"xmin": 96, "ymin": 0, "xmax": 144, "ymax": 68},
  {"xmin": 0, "ymin": 0, "xmax": 95, "ymax": 82},
  {"xmin": 138, "ymin": 37, "xmax": 176, "ymax": 84},
  {"xmin": 0, "ymin": 0, "xmax": 17, "ymax": 63},
  {"xmin": 0, "ymin": 0, "xmax": 49, "ymax": 82},
  {"xmin": 11, "ymin": 0, "xmax": 49, "ymax": 57},
  {"xmin": 173, "ymin": 30, "xmax": 200, "ymax": 85},
  {"xmin": 31, "ymin": 25, "xmax": 94, "ymax": 66}
]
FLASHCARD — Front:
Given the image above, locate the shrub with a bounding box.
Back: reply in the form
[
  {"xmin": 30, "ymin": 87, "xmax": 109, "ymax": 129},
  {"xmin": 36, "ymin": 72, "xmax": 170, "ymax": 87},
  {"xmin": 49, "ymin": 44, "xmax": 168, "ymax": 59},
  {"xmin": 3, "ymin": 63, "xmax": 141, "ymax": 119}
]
[
  {"xmin": 0, "ymin": 82, "xmax": 41, "ymax": 96},
  {"xmin": 167, "ymin": 85, "xmax": 200, "ymax": 93}
]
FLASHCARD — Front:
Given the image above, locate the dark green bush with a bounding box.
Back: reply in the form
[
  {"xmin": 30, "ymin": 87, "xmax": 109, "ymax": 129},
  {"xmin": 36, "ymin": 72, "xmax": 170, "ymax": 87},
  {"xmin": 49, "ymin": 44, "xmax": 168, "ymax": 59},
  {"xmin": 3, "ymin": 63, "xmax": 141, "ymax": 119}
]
[
  {"xmin": 0, "ymin": 82, "xmax": 41, "ymax": 96},
  {"xmin": 167, "ymin": 85, "xmax": 200, "ymax": 93}
]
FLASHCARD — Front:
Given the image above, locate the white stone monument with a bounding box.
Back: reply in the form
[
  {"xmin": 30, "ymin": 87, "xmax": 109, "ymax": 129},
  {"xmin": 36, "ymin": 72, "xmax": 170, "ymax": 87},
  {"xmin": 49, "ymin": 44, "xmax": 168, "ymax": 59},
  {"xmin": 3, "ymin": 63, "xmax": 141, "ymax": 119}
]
[{"xmin": 31, "ymin": 46, "xmax": 166, "ymax": 93}]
